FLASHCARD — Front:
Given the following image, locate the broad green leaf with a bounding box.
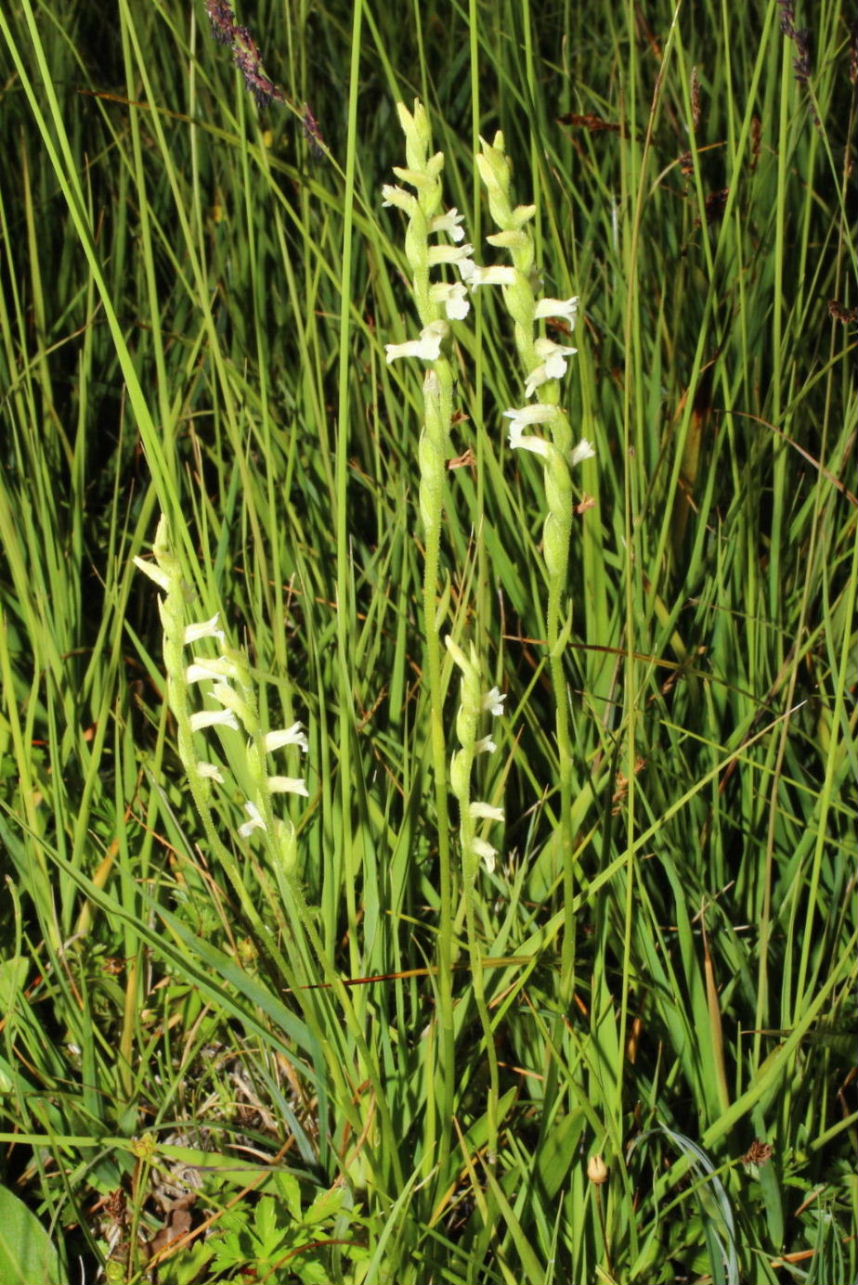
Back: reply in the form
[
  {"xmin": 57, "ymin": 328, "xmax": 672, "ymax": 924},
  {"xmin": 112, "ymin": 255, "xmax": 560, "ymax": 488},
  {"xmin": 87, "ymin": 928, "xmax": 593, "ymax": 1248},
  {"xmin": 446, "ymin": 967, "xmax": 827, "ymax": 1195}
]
[{"xmin": 0, "ymin": 1186, "xmax": 66, "ymax": 1285}]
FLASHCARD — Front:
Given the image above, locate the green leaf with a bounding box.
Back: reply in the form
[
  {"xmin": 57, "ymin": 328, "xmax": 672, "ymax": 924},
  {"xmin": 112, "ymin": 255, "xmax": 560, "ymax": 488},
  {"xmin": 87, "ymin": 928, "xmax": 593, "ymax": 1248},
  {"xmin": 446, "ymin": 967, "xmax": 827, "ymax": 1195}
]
[
  {"xmin": 304, "ymin": 1184, "xmax": 344, "ymax": 1226},
  {"xmin": 302, "ymin": 1258, "xmax": 336, "ymax": 1285},
  {"xmin": 0, "ymin": 957, "xmax": 29, "ymax": 1009},
  {"xmin": 480, "ymin": 1164, "xmax": 545, "ymax": 1285},
  {"xmin": 0, "ymin": 1186, "xmax": 66, "ymax": 1285},
  {"xmin": 272, "ymin": 1170, "xmax": 303, "ymax": 1221},
  {"xmin": 254, "ymin": 1196, "xmax": 286, "ymax": 1259},
  {"xmin": 536, "ymin": 1108, "xmax": 584, "ymax": 1199}
]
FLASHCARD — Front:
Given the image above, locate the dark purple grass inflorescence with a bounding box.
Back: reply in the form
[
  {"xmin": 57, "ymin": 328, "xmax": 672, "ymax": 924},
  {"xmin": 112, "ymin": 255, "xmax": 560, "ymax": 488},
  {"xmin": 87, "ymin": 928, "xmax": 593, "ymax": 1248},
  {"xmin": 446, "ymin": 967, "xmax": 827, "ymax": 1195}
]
[
  {"xmin": 302, "ymin": 104, "xmax": 326, "ymax": 158},
  {"xmin": 777, "ymin": 1, "xmax": 812, "ymax": 84},
  {"xmin": 777, "ymin": 0, "xmax": 799, "ymax": 38},
  {"xmin": 777, "ymin": 0, "xmax": 817, "ymax": 123},
  {"xmin": 791, "ymin": 28, "xmax": 812, "ymax": 86},
  {"xmin": 205, "ymin": 0, "xmax": 236, "ymax": 45},
  {"xmin": 205, "ymin": 2, "xmax": 284, "ymax": 109},
  {"xmin": 231, "ymin": 25, "xmax": 284, "ymax": 108},
  {"xmin": 203, "ymin": 1, "xmax": 327, "ymax": 155}
]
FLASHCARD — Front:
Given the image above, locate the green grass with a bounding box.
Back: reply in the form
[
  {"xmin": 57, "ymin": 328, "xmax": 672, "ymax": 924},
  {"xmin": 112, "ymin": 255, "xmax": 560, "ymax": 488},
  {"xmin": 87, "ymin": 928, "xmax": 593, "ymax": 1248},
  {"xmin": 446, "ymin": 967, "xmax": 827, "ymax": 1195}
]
[{"xmin": 0, "ymin": 1, "xmax": 856, "ymax": 1282}]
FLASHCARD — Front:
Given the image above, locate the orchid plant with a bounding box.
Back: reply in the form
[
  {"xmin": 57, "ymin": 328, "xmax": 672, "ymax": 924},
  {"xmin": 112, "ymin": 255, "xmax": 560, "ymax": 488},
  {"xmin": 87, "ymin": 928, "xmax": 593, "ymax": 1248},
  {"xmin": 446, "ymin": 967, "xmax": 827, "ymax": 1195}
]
[
  {"xmin": 473, "ymin": 130, "xmax": 594, "ymax": 993},
  {"xmin": 133, "ymin": 517, "xmax": 310, "ymax": 934},
  {"xmin": 384, "ymin": 108, "xmax": 593, "ymax": 992},
  {"xmin": 383, "ymin": 100, "xmax": 594, "ymax": 1163},
  {"xmin": 133, "ymin": 91, "xmax": 594, "ymax": 1218}
]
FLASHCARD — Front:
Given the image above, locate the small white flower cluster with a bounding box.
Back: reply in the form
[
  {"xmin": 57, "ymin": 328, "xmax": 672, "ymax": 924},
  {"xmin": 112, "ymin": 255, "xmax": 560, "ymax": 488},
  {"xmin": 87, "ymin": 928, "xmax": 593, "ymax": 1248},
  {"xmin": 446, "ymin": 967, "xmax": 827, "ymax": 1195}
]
[
  {"xmin": 501, "ymin": 317, "xmax": 593, "ymax": 462},
  {"xmin": 382, "ymin": 318, "xmax": 449, "ymax": 364},
  {"xmin": 381, "ymin": 105, "xmax": 476, "ymax": 365},
  {"xmin": 380, "ymin": 108, "xmax": 594, "ymax": 476},
  {"xmin": 446, "ymin": 637, "xmax": 506, "ymax": 874},
  {"xmin": 472, "ymin": 132, "xmax": 594, "ymax": 467},
  {"xmin": 177, "ymin": 620, "xmax": 309, "ymax": 807},
  {"xmin": 504, "ymin": 405, "xmax": 595, "ymax": 466},
  {"xmin": 134, "ymin": 517, "xmax": 308, "ymax": 854}
]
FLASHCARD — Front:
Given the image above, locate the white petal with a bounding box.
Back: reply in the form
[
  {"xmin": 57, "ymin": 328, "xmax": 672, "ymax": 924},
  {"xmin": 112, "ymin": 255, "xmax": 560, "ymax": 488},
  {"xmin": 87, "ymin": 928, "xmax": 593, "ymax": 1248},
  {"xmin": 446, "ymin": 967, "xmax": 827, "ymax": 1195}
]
[
  {"xmin": 470, "ymin": 800, "xmax": 505, "ymax": 822},
  {"xmin": 381, "ymin": 184, "xmax": 415, "ymax": 213},
  {"xmin": 468, "ymin": 265, "xmax": 517, "ymax": 287},
  {"xmin": 427, "ymin": 243, "xmax": 475, "ymax": 267},
  {"xmin": 475, "ymin": 735, "xmax": 497, "ymax": 755},
  {"xmin": 524, "ymin": 364, "xmax": 551, "ymax": 398},
  {"xmin": 472, "ymin": 836, "xmax": 497, "ymax": 873},
  {"xmin": 133, "ymin": 556, "xmax": 171, "ymax": 593},
  {"xmin": 482, "ymin": 687, "xmax": 507, "ymax": 717},
  {"xmin": 503, "ymin": 403, "xmax": 558, "ymax": 429},
  {"xmin": 385, "ymin": 320, "xmax": 447, "ymax": 364},
  {"xmin": 182, "ymin": 614, "xmax": 224, "ymax": 645},
  {"xmin": 185, "ymin": 660, "xmax": 224, "ymax": 684},
  {"xmin": 543, "ymin": 353, "xmax": 569, "ymax": 380},
  {"xmin": 187, "ymin": 654, "xmax": 239, "ymax": 682},
  {"xmin": 190, "ymin": 708, "xmax": 240, "ymax": 732},
  {"xmin": 238, "ymin": 801, "xmax": 266, "ymax": 837},
  {"xmin": 264, "ymin": 723, "xmax": 309, "ymax": 753},
  {"xmin": 267, "ymin": 775, "xmax": 310, "ymax": 797},
  {"xmin": 571, "ymin": 438, "xmax": 596, "ymax": 465},
  {"xmin": 385, "ymin": 339, "xmax": 422, "ymax": 363},
  {"xmin": 430, "ymin": 208, "xmax": 466, "ymax": 242},
  {"xmin": 534, "ymin": 336, "xmax": 577, "ymax": 361},
  {"xmin": 429, "ymin": 281, "xmax": 470, "ymax": 321},
  {"xmin": 508, "ymin": 420, "xmax": 551, "ymax": 459},
  {"xmin": 197, "ymin": 761, "xmax": 225, "ymax": 783},
  {"xmin": 534, "ymin": 296, "xmax": 579, "ymax": 324}
]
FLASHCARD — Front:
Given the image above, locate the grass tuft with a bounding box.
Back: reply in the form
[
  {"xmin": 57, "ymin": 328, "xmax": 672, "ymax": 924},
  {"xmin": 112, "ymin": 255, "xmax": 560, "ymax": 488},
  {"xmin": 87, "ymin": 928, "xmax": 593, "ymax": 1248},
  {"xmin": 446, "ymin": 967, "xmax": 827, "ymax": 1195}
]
[{"xmin": 0, "ymin": 1, "xmax": 855, "ymax": 1281}]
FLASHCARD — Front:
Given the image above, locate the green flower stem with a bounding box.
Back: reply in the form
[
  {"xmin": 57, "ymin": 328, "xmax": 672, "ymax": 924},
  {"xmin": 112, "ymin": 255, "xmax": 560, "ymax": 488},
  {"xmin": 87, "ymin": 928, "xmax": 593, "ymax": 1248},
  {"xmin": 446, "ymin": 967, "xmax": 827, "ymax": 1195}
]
[
  {"xmin": 477, "ymin": 133, "xmax": 579, "ymax": 1000},
  {"xmin": 419, "ymin": 359, "xmax": 456, "ymax": 1179},
  {"xmin": 446, "ymin": 638, "xmax": 505, "ymax": 1163},
  {"xmin": 545, "ymin": 471, "xmax": 577, "ymax": 998},
  {"xmin": 540, "ymin": 424, "xmax": 576, "ymax": 996},
  {"xmin": 387, "ymin": 100, "xmax": 461, "ymax": 1182}
]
